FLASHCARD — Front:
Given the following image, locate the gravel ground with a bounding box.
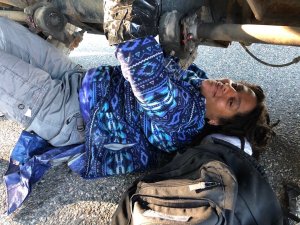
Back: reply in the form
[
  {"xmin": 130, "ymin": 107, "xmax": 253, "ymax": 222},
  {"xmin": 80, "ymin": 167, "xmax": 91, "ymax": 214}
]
[{"xmin": 0, "ymin": 34, "xmax": 299, "ymax": 224}]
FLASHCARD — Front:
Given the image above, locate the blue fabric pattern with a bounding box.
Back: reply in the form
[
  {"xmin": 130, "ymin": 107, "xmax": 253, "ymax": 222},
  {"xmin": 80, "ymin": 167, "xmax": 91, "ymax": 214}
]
[
  {"xmin": 4, "ymin": 36, "xmax": 208, "ymax": 214},
  {"xmin": 4, "ymin": 131, "xmax": 84, "ymax": 214},
  {"xmin": 78, "ymin": 36, "xmax": 207, "ymax": 178}
]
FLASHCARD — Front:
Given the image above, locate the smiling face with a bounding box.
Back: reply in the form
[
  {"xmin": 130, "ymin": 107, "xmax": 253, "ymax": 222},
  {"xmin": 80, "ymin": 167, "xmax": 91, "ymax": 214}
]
[{"xmin": 200, "ymin": 78, "xmax": 257, "ymax": 125}]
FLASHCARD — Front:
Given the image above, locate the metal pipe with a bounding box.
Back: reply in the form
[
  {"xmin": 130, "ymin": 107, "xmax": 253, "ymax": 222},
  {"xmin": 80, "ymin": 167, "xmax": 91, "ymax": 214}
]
[
  {"xmin": 0, "ymin": 3, "xmax": 10, "ymax": 7},
  {"xmin": 196, "ymin": 24, "xmax": 300, "ymax": 46},
  {"xmin": 0, "ymin": 10, "xmax": 27, "ymax": 22},
  {"xmin": 0, "ymin": 0, "xmax": 28, "ymax": 9},
  {"xmin": 246, "ymin": 0, "xmax": 265, "ymax": 21}
]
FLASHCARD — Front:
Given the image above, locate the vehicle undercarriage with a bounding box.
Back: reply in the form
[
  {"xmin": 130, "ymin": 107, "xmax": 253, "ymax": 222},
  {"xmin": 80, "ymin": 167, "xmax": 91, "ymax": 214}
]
[{"xmin": 0, "ymin": 0, "xmax": 299, "ymax": 59}]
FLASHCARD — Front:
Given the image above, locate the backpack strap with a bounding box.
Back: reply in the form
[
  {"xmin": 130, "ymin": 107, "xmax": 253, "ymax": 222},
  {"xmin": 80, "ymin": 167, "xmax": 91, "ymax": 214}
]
[
  {"xmin": 202, "ymin": 133, "xmax": 252, "ymax": 155},
  {"xmin": 199, "ymin": 143, "xmax": 283, "ymax": 225}
]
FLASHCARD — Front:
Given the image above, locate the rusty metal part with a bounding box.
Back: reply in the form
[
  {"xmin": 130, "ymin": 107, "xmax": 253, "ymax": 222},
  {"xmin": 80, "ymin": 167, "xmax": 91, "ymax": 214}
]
[
  {"xmin": 33, "ymin": 5, "xmax": 67, "ymax": 33},
  {"xmin": 24, "ymin": 2, "xmax": 49, "ymax": 16},
  {"xmin": 68, "ymin": 29, "xmax": 84, "ymax": 50},
  {"xmin": 46, "ymin": 24, "xmax": 84, "ymax": 51},
  {"xmin": 51, "ymin": 0, "xmax": 104, "ymax": 24},
  {"xmin": 263, "ymin": 0, "xmax": 300, "ymax": 26},
  {"xmin": 246, "ymin": 0, "xmax": 300, "ymax": 26},
  {"xmin": 22, "ymin": 1, "xmax": 85, "ymax": 50},
  {"xmin": 0, "ymin": 2, "xmax": 10, "ymax": 7},
  {"xmin": 0, "ymin": 10, "xmax": 27, "ymax": 21},
  {"xmin": 265, "ymin": 0, "xmax": 300, "ymax": 15},
  {"xmin": 0, "ymin": 0, "xmax": 31, "ymax": 8},
  {"xmin": 196, "ymin": 23, "xmax": 300, "ymax": 46}
]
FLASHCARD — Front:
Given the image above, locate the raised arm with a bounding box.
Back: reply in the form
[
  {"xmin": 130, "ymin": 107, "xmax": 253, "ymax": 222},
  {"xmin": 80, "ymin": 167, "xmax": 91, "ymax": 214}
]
[{"xmin": 115, "ymin": 36, "xmax": 206, "ymax": 132}]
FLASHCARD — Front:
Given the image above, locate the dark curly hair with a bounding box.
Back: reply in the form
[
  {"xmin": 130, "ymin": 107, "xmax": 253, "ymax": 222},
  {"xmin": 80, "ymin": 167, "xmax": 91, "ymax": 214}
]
[{"xmin": 192, "ymin": 82, "xmax": 278, "ymax": 157}]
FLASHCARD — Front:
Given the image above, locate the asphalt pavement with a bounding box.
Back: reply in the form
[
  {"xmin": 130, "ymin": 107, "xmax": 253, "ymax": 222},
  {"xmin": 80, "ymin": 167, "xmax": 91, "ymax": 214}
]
[{"xmin": 0, "ymin": 34, "xmax": 299, "ymax": 224}]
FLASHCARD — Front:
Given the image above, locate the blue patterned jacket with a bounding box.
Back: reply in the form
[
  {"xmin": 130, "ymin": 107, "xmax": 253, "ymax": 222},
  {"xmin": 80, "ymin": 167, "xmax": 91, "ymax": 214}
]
[
  {"xmin": 77, "ymin": 36, "xmax": 207, "ymax": 178},
  {"xmin": 4, "ymin": 36, "xmax": 208, "ymax": 214}
]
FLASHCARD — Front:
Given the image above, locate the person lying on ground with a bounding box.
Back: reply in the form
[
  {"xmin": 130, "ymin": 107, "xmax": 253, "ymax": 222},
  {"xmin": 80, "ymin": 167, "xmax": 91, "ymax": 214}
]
[{"xmin": 0, "ymin": 16, "xmax": 274, "ymax": 179}]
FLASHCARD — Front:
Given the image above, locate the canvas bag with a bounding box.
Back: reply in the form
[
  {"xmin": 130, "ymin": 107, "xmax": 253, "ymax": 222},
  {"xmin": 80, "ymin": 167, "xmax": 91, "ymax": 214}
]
[{"xmin": 111, "ymin": 139, "xmax": 283, "ymax": 225}]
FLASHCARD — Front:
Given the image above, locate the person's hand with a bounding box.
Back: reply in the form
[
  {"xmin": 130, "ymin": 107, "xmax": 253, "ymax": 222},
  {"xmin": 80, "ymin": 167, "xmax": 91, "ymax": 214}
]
[{"xmin": 104, "ymin": 0, "xmax": 160, "ymax": 45}]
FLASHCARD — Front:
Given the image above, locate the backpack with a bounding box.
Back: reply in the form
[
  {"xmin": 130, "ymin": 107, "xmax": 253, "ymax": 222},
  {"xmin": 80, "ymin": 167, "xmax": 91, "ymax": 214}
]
[{"xmin": 111, "ymin": 139, "xmax": 283, "ymax": 225}]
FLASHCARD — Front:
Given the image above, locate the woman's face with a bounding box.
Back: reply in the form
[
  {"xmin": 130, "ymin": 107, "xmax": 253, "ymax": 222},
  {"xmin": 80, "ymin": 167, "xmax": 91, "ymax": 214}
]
[{"xmin": 200, "ymin": 78, "xmax": 257, "ymax": 125}]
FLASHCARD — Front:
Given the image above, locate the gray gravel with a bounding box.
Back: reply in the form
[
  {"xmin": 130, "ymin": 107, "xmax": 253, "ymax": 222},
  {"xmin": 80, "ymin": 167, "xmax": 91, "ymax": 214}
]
[{"xmin": 0, "ymin": 34, "xmax": 300, "ymax": 224}]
